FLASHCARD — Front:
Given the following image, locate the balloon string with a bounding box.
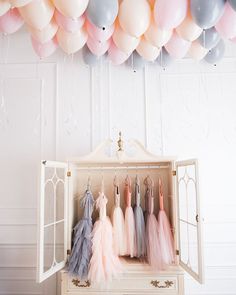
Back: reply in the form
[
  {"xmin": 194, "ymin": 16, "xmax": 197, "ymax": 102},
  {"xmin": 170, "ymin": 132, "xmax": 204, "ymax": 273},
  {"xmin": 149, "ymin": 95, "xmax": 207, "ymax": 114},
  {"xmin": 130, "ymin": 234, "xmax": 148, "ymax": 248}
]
[
  {"xmin": 203, "ymin": 29, "xmax": 206, "ymax": 49},
  {"xmin": 158, "ymin": 72, "xmax": 164, "ymax": 156}
]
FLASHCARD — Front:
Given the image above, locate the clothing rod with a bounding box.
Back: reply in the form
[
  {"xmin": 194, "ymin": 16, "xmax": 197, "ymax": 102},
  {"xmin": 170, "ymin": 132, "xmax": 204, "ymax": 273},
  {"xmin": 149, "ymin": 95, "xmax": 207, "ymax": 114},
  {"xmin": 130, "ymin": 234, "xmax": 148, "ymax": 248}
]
[{"xmin": 73, "ymin": 165, "xmax": 170, "ymax": 171}]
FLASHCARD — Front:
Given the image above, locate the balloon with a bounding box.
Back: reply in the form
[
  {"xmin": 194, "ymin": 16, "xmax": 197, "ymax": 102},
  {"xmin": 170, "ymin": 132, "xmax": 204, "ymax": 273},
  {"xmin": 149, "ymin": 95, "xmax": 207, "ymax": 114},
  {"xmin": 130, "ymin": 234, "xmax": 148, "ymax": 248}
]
[
  {"xmin": 136, "ymin": 37, "xmax": 161, "ymax": 61},
  {"xmin": 231, "ymin": 35, "xmax": 236, "ymax": 43},
  {"xmin": 31, "ymin": 35, "xmax": 58, "ymax": 58},
  {"xmin": 87, "ymin": 36, "xmax": 111, "ymax": 56},
  {"xmin": 165, "ymin": 31, "xmax": 191, "ymax": 58},
  {"xmin": 82, "ymin": 44, "xmax": 100, "ymax": 66},
  {"xmin": 57, "ymin": 27, "xmax": 87, "ymax": 54},
  {"xmin": 119, "ymin": 0, "xmax": 151, "ymax": 37},
  {"xmin": 144, "ymin": 18, "xmax": 172, "ymax": 48},
  {"xmin": 215, "ymin": 2, "xmax": 236, "ymax": 39},
  {"xmin": 10, "ymin": 0, "xmax": 33, "ymax": 8},
  {"xmin": 0, "ymin": 8, "xmax": 24, "ymax": 34},
  {"xmin": 86, "ymin": 0, "xmax": 118, "ymax": 28},
  {"xmin": 156, "ymin": 47, "xmax": 174, "ymax": 67},
  {"xmin": 229, "ymin": 0, "xmax": 236, "ymax": 11},
  {"xmin": 53, "ymin": 0, "xmax": 88, "ymax": 18},
  {"xmin": 127, "ymin": 50, "xmax": 146, "ymax": 71},
  {"xmin": 204, "ymin": 39, "xmax": 225, "ymax": 64},
  {"xmin": 54, "ymin": 9, "xmax": 85, "ymax": 33},
  {"xmin": 86, "ymin": 19, "xmax": 114, "ymax": 42},
  {"xmin": 108, "ymin": 40, "xmax": 130, "ymax": 65},
  {"xmin": 190, "ymin": 0, "xmax": 226, "ymax": 29},
  {"xmin": 198, "ymin": 27, "xmax": 220, "ymax": 49},
  {"xmin": 18, "ymin": 0, "xmax": 54, "ymax": 30},
  {"xmin": 154, "ymin": 0, "xmax": 188, "ymax": 30},
  {"xmin": 0, "ymin": 0, "xmax": 10, "ymax": 17},
  {"xmin": 176, "ymin": 11, "xmax": 202, "ymax": 41},
  {"xmin": 188, "ymin": 41, "xmax": 208, "ymax": 60},
  {"xmin": 28, "ymin": 19, "xmax": 58, "ymax": 43},
  {"xmin": 112, "ymin": 24, "xmax": 140, "ymax": 54}
]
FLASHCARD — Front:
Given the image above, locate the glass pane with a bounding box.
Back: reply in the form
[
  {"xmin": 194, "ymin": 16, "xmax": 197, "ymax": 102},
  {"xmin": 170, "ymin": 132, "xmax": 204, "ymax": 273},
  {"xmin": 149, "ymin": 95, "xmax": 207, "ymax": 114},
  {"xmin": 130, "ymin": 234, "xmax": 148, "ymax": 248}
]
[
  {"xmin": 44, "ymin": 225, "xmax": 54, "ymax": 273},
  {"xmin": 189, "ymin": 225, "xmax": 198, "ymax": 274},
  {"xmin": 45, "ymin": 167, "xmax": 55, "ymax": 182},
  {"xmin": 44, "ymin": 181, "xmax": 54, "ymax": 225},
  {"xmin": 178, "ymin": 179, "xmax": 187, "ymax": 221},
  {"xmin": 55, "ymin": 221, "xmax": 64, "ymax": 264},
  {"xmin": 180, "ymin": 220, "xmax": 188, "ymax": 265},
  {"xmin": 188, "ymin": 179, "xmax": 197, "ymax": 225},
  {"xmin": 56, "ymin": 180, "xmax": 64, "ymax": 221}
]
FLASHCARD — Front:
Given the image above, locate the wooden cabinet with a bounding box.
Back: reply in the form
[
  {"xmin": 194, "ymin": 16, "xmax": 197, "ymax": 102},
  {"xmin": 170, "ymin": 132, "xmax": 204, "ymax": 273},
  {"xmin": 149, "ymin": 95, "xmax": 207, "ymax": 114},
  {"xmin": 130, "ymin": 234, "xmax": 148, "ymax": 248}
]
[{"xmin": 36, "ymin": 139, "xmax": 204, "ymax": 294}]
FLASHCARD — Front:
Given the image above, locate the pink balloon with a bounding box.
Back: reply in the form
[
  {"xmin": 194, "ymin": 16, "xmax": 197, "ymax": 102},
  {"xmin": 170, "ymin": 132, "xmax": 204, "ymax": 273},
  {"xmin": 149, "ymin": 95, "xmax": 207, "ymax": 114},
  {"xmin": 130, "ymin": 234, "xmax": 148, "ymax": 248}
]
[
  {"xmin": 87, "ymin": 36, "xmax": 111, "ymax": 56},
  {"xmin": 154, "ymin": 0, "xmax": 187, "ymax": 30},
  {"xmin": 0, "ymin": 8, "xmax": 24, "ymax": 34},
  {"xmin": 108, "ymin": 40, "xmax": 130, "ymax": 65},
  {"xmin": 54, "ymin": 9, "xmax": 85, "ymax": 33},
  {"xmin": 165, "ymin": 31, "xmax": 191, "ymax": 58},
  {"xmin": 31, "ymin": 35, "xmax": 58, "ymax": 58},
  {"xmin": 215, "ymin": 2, "xmax": 236, "ymax": 39},
  {"xmin": 86, "ymin": 19, "xmax": 114, "ymax": 42}
]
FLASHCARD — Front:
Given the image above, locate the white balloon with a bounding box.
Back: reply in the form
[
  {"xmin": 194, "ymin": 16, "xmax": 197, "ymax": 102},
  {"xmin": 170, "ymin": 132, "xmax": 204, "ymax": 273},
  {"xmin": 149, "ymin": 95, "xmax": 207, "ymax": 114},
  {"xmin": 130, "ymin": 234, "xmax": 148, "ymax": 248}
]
[{"xmin": 10, "ymin": 0, "xmax": 33, "ymax": 8}]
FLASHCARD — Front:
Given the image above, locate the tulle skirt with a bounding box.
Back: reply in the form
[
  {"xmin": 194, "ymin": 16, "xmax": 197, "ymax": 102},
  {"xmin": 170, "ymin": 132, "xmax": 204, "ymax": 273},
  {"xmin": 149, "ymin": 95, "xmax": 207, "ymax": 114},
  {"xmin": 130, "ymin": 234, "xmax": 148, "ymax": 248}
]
[
  {"xmin": 158, "ymin": 210, "xmax": 175, "ymax": 265},
  {"xmin": 124, "ymin": 206, "xmax": 136, "ymax": 257},
  {"xmin": 112, "ymin": 206, "xmax": 126, "ymax": 256},
  {"xmin": 146, "ymin": 214, "xmax": 164, "ymax": 270},
  {"xmin": 88, "ymin": 217, "xmax": 121, "ymax": 283},
  {"xmin": 133, "ymin": 205, "xmax": 146, "ymax": 258},
  {"xmin": 68, "ymin": 218, "xmax": 92, "ymax": 279}
]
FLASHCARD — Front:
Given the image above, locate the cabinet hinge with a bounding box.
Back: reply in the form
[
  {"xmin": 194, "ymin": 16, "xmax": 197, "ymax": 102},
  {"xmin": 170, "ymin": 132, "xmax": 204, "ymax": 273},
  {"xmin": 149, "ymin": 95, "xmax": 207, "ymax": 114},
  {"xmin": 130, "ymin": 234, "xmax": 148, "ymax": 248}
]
[
  {"xmin": 67, "ymin": 249, "xmax": 71, "ymax": 255},
  {"xmin": 176, "ymin": 249, "xmax": 180, "ymax": 255},
  {"xmin": 67, "ymin": 171, "xmax": 71, "ymax": 177},
  {"xmin": 172, "ymin": 170, "xmax": 176, "ymax": 176}
]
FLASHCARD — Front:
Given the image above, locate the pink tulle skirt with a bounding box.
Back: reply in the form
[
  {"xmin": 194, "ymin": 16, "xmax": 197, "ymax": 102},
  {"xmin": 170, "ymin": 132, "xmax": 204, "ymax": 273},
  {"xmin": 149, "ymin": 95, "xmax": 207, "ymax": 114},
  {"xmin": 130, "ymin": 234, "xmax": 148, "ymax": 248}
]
[
  {"xmin": 124, "ymin": 207, "xmax": 136, "ymax": 257},
  {"xmin": 112, "ymin": 206, "xmax": 126, "ymax": 256},
  {"xmin": 88, "ymin": 217, "xmax": 122, "ymax": 283},
  {"xmin": 158, "ymin": 210, "xmax": 175, "ymax": 265},
  {"xmin": 146, "ymin": 214, "xmax": 164, "ymax": 270}
]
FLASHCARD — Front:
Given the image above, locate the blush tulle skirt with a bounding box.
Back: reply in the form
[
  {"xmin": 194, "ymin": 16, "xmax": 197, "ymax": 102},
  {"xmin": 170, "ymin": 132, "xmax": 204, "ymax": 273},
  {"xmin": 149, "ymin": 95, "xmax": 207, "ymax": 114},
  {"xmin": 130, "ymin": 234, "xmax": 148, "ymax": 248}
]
[
  {"xmin": 88, "ymin": 217, "xmax": 121, "ymax": 283},
  {"xmin": 124, "ymin": 206, "xmax": 136, "ymax": 257},
  {"xmin": 158, "ymin": 210, "xmax": 175, "ymax": 265},
  {"xmin": 146, "ymin": 214, "xmax": 164, "ymax": 270}
]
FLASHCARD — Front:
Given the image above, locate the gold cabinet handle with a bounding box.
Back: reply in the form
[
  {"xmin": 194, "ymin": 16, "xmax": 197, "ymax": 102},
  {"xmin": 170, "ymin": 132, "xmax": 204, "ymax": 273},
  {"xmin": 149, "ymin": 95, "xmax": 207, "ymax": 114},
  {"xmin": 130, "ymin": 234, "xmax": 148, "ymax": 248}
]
[
  {"xmin": 150, "ymin": 280, "xmax": 174, "ymax": 288},
  {"xmin": 72, "ymin": 279, "xmax": 91, "ymax": 288}
]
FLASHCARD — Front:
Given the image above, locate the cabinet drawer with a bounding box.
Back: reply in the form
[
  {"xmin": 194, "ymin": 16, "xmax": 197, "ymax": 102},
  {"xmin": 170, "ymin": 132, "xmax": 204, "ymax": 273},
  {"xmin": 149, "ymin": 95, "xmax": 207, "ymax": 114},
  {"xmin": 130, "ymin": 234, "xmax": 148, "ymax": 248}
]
[{"xmin": 62, "ymin": 272, "xmax": 184, "ymax": 294}]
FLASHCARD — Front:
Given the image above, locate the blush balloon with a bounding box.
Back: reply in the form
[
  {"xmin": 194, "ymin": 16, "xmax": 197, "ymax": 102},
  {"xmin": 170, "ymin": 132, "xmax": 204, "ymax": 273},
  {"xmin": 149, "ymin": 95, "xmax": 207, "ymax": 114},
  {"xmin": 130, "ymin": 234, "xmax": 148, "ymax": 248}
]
[
  {"xmin": 136, "ymin": 37, "xmax": 161, "ymax": 61},
  {"xmin": 215, "ymin": 2, "xmax": 236, "ymax": 39},
  {"xmin": 87, "ymin": 36, "xmax": 111, "ymax": 56},
  {"xmin": 108, "ymin": 40, "xmax": 130, "ymax": 65},
  {"xmin": 0, "ymin": 0, "xmax": 10, "ymax": 17},
  {"xmin": 0, "ymin": 8, "xmax": 24, "ymax": 34},
  {"xmin": 188, "ymin": 41, "xmax": 208, "ymax": 60},
  {"xmin": 28, "ymin": 18, "xmax": 58, "ymax": 43},
  {"xmin": 86, "ymin": 19, "xmax": 114, "ymax": 42},
  {"xmin": 54, "ymin": 9, "xmax": 85, "ymax": 33},
  {"xmin": 165, "ymin": 30, "xmax": 191, "ymax": 58},
  {"xmin": 31, "ymin": 35, "xmax": 58, "ymax": 58}
]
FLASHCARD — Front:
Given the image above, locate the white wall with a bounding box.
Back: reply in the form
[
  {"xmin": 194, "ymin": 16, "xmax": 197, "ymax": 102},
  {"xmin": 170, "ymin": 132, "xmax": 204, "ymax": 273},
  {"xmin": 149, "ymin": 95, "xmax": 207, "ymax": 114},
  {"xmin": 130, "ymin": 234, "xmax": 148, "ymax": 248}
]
[{"xmin": 0, "ymin": 28, "xmax": 236, "ymax": 295}]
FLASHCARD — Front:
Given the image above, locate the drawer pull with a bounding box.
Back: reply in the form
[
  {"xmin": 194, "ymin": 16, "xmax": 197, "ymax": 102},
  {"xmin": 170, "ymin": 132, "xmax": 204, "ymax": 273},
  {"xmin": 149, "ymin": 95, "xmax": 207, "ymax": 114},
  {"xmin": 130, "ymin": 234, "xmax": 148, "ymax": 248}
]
[
  {"xmin": 72, "ymin": 279, "xmax": 91, "ymax": 288},
  {"xmin": 150, "ymin": 280, "xmax": 174, "ymax": 288}
]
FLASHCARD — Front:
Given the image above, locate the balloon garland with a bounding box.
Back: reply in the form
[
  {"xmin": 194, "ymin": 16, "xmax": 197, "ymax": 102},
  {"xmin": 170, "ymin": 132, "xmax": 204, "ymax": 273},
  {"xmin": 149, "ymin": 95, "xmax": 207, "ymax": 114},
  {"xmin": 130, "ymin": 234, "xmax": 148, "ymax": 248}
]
[{"xmin": 0, "ymin": 0, "xmax": 235, "ymax": 67}]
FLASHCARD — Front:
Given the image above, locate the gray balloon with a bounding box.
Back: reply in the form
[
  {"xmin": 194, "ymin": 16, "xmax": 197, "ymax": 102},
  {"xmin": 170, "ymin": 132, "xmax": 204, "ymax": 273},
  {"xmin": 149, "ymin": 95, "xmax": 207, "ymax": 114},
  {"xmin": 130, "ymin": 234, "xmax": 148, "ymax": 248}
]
[
  {"xmin": 87, "ymin": 0, "xmax": 118, "ymax": 29},
  {"xmin": 190, "ymin": 0, "xmax": 226, "ymax": 29},
  {"xmin": 156, "ymin": 48, "xmax": 174, "ymax": 68},
  {"xmin": 229, "ymin": 0, "xmax": 236, "ymax": 11},
  {"xmin": 204, "ymin": 39, "xmax": 225, "ymax": 64},
  {"xmin": 198, "ymin": 27, "xmax": 220, "ymax": 49},
  {"xmin": 127, "ymin": 51, "xmax": 146, "ymax": 72},
  {"xmin": 82, "ymin": 45, "xmax": 100, "ymax": 66}
]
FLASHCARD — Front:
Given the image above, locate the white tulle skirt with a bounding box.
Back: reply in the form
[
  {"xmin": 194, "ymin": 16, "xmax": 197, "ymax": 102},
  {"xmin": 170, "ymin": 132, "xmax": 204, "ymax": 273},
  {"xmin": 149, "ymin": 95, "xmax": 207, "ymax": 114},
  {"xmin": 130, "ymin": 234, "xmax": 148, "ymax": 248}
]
[
  {"xmin": 112, "ymin": 206, "xmax": 126, "ymax": 256},
  {"xmin": 124, "ymin": 206, "xmax": 136, "ymax": 257}
]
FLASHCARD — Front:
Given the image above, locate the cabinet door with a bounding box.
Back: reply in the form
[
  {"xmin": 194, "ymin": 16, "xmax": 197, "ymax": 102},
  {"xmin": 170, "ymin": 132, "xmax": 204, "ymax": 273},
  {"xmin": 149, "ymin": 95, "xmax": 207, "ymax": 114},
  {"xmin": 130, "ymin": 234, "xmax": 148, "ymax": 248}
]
[
  {"xmin": 37, "ymin": 161, "xmax": 69, "ymax": 283},
  {"xmin": 176, "ymin": 159, "xmax": 204, "ymax": 283}
]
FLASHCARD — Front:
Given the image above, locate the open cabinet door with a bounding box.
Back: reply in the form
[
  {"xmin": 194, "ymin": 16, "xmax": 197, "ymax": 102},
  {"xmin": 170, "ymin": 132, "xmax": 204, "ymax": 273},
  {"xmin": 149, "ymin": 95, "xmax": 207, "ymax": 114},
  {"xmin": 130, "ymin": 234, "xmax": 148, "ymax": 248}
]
[
  {"xmin": 176, "ymin": 159, "xmax": 204, "ymax": 284},
  {"xmin": 37, "ymin": 161, "xmax": 69, "ymax": 283}
]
